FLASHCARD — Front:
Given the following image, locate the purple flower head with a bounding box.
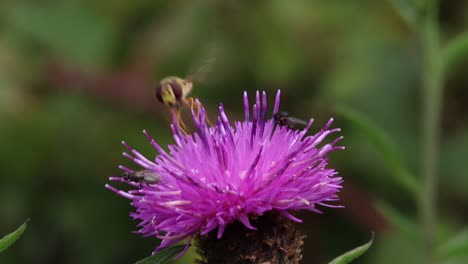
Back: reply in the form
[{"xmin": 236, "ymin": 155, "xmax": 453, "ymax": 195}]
[{"xmin": 106, "ymin": 90, "xmax": 343, "ymax": 255}]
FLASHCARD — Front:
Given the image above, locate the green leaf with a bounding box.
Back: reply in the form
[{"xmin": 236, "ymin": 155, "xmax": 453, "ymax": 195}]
[
  {"xmin": 135, "ymin": 245, "xmax": 186, "ymax": 264},
  {"xmin": 442, "ymin": 33, "xmax": 468, "ymax": 75},
  {"xmin": 328, "ymin": 233, "xmax": 374, "ymax": 264},
  {"xmin": 377, "ymin": 201, "xmax": 421, "ymax": 243},
  {"xmin": 335, "ymin": 106, "xmax": 420, "ymax": 199},
  {"xmin": 438, "ymin": 228, "xmax": 468, "ymax": 259},
  {"xmin": 0, "ymin": 219, "xmax": 29, "ymax": 253}
]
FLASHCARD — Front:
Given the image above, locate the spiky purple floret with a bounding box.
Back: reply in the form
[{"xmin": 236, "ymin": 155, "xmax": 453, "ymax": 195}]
[{"xmin": 106, "ymin": 90, "xmax": 344, "ymax": 254}]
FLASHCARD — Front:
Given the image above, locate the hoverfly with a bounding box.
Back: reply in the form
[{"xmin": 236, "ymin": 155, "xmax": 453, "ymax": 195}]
[
  {"xmin": 155, "ymin": 53, "xmax": 215, "ymax": 109},
  {"xmin": 155, "ymin": 76, "xmax": 193, "ymax": 109},
  {"xmin": 155, "ymin": 60, "xmax": 214, "ymax": 134},
  {"xmin": 273, "ymin": 111, "xmax": 308, "ymax": 129},
  {"xmin": 154, "ymin": 52, "xmax": 216, "ymax": 132},
  {"xmin": 122, "ymin": 170, "xmax": 160, "ymax": 186}
]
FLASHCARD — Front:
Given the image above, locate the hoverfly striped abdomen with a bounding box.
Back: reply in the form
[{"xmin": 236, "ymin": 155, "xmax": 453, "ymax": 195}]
[{"xmin": 155, "ymin": 77, "xmax": 188, "ymax": 107}]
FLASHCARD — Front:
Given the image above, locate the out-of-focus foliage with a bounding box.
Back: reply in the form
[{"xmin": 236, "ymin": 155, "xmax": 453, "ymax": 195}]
[
  {"xmin": 0, "ymin": 220, "xmax": 28, "ymax": 253},
  {"xmin": 0, "ymin": 0, "xmax": 467, "ymax": 263},
  {"xmin": 135, "ymin": 245, "xmax": 185, "ymax": 264},
  {"xmin": 328, "ymin": 233, "xmax": 374, "ymax": 264}
]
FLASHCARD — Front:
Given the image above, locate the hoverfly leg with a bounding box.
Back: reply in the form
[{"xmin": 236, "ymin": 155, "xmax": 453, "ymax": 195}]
[
  {"xmin": 171, "ymin": 107, "xmax": 189, "ymax": 136},
  {"xmin": 206, "ymin": 115, "xmax": 213, "ymax": 126},
  {"xmin": 187, "ymin": 97, "xmax": 197, "ymax": 118},
  {"xmin": 187, "ymin": 97, "xmax": 212, "ymax": 126}
]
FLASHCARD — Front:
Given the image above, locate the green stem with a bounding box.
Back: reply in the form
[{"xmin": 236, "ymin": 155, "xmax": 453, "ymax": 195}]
[{"xmin": 419, "ymin": 1, "xmax": 443, "ymax": 263}]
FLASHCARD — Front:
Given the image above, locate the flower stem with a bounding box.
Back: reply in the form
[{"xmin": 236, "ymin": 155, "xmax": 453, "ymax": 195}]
[{"xmin": 419, "ymin": 1, "xmax": 443, "ymax": 263}]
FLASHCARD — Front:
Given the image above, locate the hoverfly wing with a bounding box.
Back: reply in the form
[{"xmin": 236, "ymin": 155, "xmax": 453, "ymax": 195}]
[
  {"xmin": 185, "ymin": 45, "xmax": 218, "ymax": 84},
  {"xmin": 185, "ymin": 58, "xmax": 216, "ymax": 84}
]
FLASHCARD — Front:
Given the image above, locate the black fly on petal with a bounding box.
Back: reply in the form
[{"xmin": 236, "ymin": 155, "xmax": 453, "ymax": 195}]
[{"xmin": 122, "ymin": 170, "xmax": 160, "ymax": 187}]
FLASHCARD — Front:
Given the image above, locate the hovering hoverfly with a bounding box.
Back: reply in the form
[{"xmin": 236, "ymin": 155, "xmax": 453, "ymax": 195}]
[
  {"xmin": 273, "ymin": 111, "xmax": 308, "ymax": 129},
  {"xmin": 154, "ymin": 55, "xmax": 216, "ymax": 132},
  {"xmin": 155, "ymin": 51, "xmax": 216, "ymax": 108},
  {"xmin": 155, "ymin": 76, "xmax": 193, "ymax": 109},
  {"xmin": 122, "ymin": 170, "xmax": 160, "ymax": 186}
]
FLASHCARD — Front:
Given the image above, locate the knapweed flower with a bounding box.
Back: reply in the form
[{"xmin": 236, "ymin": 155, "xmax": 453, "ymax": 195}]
[{"xmin": 106, "ymin": 90, "xmax": 343, "ymax": 261}]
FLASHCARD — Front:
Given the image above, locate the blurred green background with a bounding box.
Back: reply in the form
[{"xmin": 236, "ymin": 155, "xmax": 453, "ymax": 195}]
[{"xmin": 0, "ymin": 0, "xmax": 467, "ymax": 263}]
